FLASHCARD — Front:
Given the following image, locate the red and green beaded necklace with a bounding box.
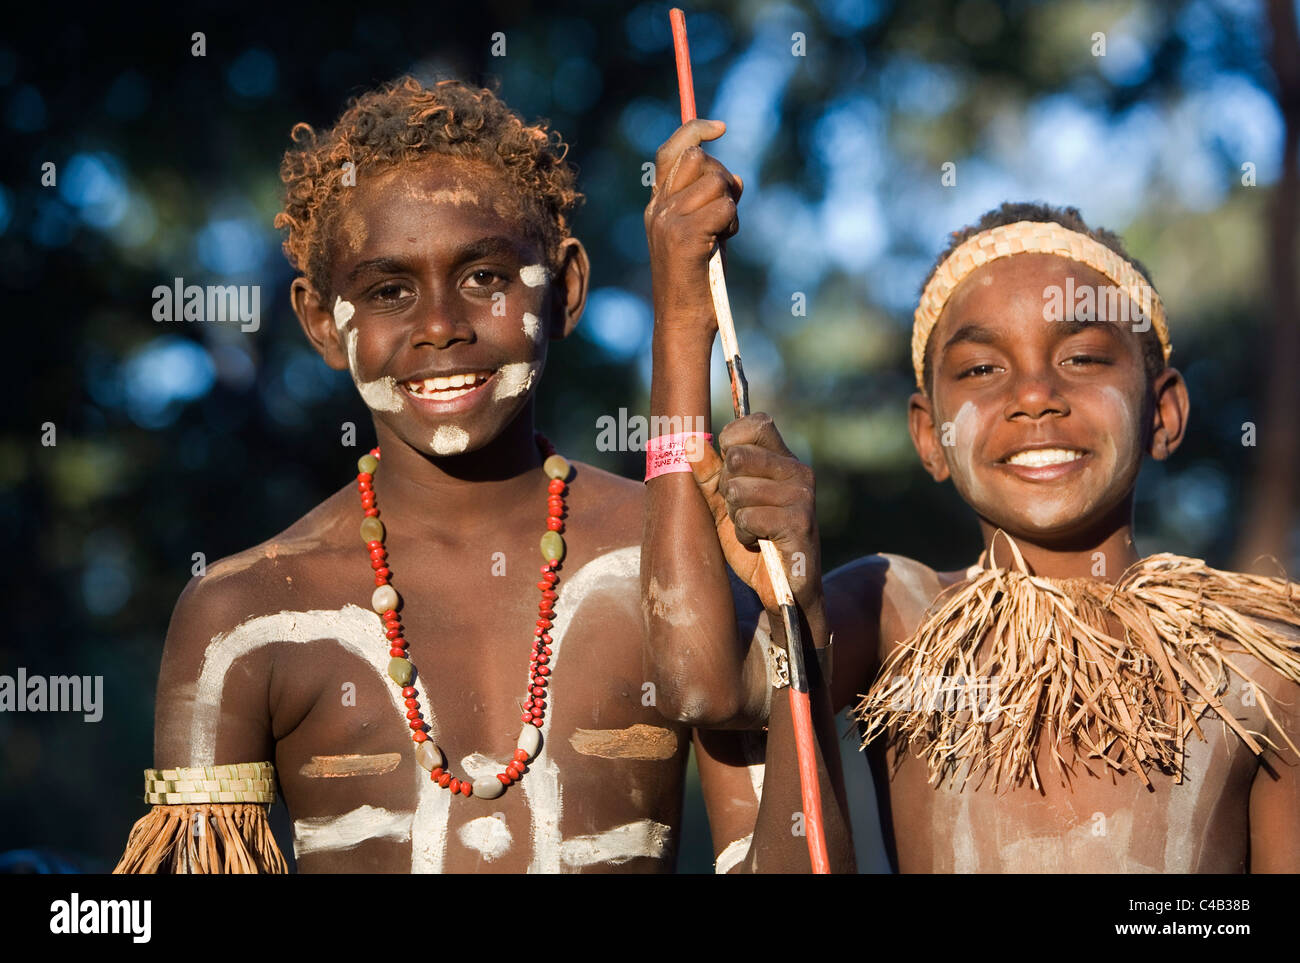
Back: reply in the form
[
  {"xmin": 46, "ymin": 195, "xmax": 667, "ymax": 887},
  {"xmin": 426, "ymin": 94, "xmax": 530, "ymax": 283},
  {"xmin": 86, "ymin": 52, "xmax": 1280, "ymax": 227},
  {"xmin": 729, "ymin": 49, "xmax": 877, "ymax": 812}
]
[{"xmin": 353, "ymin": 433, "xmax": 569, "ymax": 800}]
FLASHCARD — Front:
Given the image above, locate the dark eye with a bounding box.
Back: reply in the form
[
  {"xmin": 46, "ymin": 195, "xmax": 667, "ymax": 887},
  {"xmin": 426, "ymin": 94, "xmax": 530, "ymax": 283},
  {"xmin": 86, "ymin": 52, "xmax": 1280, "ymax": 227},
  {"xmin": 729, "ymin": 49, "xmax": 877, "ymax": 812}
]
[
  {"xmin": 958, "ymin": 364, "xmax": 998, "ymax": 379},
  {"xmin": 466, "ymin": 269, "xmax": 504, "ymax": 287},
  {"xmin": 373, "ymin": 283, "xmax": 410, "ymax": 302},
  {"xmin": 1063, "ymin": 354, "xmax": 1110, "ymax": 366}
]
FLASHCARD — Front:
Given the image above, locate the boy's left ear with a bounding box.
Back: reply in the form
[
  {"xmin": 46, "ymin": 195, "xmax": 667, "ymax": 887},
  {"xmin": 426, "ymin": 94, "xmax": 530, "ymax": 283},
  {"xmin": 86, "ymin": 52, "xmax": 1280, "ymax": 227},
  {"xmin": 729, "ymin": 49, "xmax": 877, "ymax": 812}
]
[
  {"xmin": 1149, "ymin": 367, "xmax": 1190, "ymax": 460},
  {"xmin": 549, "ymin": 237, "xmax": 590, "ymax": 339}
]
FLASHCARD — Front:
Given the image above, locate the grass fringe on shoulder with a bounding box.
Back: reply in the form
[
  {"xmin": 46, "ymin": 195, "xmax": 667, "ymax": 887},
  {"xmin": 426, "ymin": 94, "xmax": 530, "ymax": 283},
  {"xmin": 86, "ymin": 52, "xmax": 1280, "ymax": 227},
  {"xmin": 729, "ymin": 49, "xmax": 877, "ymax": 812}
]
[{"xmin": 854, "ymin": 534, "xmax": 1300, "ymax": 793}]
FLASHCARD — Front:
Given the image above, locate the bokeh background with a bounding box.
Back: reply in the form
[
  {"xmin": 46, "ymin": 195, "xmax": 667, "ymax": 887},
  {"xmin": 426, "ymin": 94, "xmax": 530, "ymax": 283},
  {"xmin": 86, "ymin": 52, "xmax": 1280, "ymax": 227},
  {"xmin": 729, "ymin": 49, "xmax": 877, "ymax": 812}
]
[{"xmin": 1, "ymin": 0, "xmax": 1296, "ymax": 873}]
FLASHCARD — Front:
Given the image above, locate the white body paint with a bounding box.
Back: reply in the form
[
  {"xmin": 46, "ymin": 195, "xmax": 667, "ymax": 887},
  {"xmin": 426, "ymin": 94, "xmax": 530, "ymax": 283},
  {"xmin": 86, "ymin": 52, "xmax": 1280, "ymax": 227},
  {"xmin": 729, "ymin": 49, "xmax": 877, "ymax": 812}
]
[
  {"xmin": 522, "ymin": 312, "xmax": 542, "ymax": 342},
  {"xmin": 558, "ymin": 820, "xmax": 671, "ymax": 867},
  {"xmin": 430, "ymin": 424, "xmax": 470, "ymax": 455},
  {"xmin": 190, "ymin": 604, "xmax": 452, "ymax": 871},
  {"xmin": 336, "ymin": 300, "xmax": 405, "ymax": 413},
  {"xmin": 715, "ymin": 834, "xmax": 752, "ymax": 874},
  {"xmin": 332, "ymin": 296, "xmax": 355, "ymax": 330},
  {"xmin": 492, "ymin": 360, "xmax": 542, "ymax": 403},
  {"xmin": 190, "ymin": 545, "xmax": 656, "ymax": 873},
  {"xmin": 519, "ymin": 264, "xmax": 548, "ymax": 288},
  {"xmin": 458, "ymin": 813, "xmax": 512, "ymax": 861},
  {"xmin": 293, "ymin": 804, "xmax": 411, "ymax": 858}
]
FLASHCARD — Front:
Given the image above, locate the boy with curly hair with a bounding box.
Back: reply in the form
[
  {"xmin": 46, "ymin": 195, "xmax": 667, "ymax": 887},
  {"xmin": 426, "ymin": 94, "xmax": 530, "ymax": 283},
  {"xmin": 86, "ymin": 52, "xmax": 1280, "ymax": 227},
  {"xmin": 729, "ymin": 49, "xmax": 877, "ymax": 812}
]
[
  {"xmin": 115, "ymin": 77, "xmax": 779, "ymax": 874},
  {"xmin": 643, "ymin": 117, "xmax": 1300, "ymax": 872}
]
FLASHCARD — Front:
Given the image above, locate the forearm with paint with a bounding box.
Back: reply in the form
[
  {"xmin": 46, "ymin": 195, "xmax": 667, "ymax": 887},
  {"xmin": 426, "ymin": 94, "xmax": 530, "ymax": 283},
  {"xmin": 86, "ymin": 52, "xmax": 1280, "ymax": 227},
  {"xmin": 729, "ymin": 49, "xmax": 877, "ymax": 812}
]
[{"xmin": 642, "ymin": 327, "xmax": 752, "ymax": 726}]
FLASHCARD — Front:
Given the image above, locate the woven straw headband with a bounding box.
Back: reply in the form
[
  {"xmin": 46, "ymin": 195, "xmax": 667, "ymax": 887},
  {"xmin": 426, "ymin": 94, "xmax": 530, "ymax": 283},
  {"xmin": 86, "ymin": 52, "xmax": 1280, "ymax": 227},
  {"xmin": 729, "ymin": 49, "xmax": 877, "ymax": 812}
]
[{"xmin": 911, "ymin": 220, "xmax": 1171, "ymax": 389}]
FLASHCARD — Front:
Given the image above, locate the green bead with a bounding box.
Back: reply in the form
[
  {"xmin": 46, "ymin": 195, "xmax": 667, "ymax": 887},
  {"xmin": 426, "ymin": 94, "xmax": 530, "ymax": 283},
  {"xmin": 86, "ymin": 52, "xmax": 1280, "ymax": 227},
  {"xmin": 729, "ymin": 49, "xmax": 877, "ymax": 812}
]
[
  {"xmin": 357, "ymin": 454, "xmax": 379, "ymax": 475},
  {"xmin": 540, "ymin": 530, "xmax": 565, "ymax": 562},
  {"xmin": 543, "ymin": 454, "xmax": 570, "ymax": 481},
  {"xmin": 360, "ymin": 516, "xmax": 385, "ymax": 543},
  {"xmin": 387, "ymin": 657, "xmax": 413, "ymax": 686}
]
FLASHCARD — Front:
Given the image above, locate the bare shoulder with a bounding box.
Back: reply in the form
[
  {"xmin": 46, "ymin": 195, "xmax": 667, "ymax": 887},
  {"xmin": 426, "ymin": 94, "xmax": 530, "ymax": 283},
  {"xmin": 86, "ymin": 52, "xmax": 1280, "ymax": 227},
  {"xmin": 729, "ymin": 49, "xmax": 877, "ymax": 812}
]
[
  {"xmin": 874, "ymin": 553, "xmax": 969, "ymax": 656},
  {"xmin": 201, "ymin": 483, "xmax": 355, "ymax": 586}
]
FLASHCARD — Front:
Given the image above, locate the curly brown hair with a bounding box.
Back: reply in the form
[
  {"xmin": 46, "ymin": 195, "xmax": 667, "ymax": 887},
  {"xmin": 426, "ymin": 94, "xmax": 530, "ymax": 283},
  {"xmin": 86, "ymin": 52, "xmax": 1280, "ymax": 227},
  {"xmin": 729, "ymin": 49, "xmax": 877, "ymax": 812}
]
[
  {"xmin": 274, "ymin": 76, "xmax": 584, "ymax": 298},
  {"xmin": 920, "ymin": 201, "xmax": 1165, "ymax": 395}
]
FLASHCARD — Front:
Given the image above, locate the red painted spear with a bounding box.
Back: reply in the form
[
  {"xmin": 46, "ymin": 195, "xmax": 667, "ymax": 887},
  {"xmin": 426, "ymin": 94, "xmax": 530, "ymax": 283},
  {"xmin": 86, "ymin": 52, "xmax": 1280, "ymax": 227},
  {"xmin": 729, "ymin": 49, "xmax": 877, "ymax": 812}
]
[{"xmin": 669, "ymin": 7, "xmax": 831, "ymax": 874}]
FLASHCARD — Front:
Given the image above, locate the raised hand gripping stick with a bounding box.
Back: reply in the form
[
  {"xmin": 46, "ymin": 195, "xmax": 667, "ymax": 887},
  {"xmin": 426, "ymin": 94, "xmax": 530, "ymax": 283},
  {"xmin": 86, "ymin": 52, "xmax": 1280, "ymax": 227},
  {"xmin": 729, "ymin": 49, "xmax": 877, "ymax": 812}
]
[{"xmin": 668, "ymin": 6, "xmax": 831, "ymax": 874}]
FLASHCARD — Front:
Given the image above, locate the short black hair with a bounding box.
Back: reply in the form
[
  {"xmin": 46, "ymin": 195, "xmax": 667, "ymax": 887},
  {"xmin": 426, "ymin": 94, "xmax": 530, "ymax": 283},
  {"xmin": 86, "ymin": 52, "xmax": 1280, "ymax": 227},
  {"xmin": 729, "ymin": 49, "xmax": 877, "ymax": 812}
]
[{"xmin": 919, "ymin": 201, "xmax": 1166, "ymax": 395}]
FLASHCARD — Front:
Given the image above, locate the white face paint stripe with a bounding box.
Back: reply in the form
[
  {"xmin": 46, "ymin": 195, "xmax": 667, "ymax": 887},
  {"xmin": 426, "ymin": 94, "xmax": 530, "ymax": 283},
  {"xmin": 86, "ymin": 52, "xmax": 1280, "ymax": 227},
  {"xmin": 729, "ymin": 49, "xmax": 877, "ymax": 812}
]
[
  {"xmin": 715, "ymin": 834, "xmax": 752, "ymax": 874},
  {"xmin": 558, "ymin": 819, "xmax": 672, "ymax": 867},
  {"xmin": 519, "ymin": 265, "xmax": 548, "ymax": 288},
  {"xmin": 190, "ymin": 604, "xmax": 452, "ymax": 873},
  {"xmin": 292, "ymin": 804, "xmax": 411, "ymax": 858},
  {"xmin": 458, "ymin": 813, "xmax": 512, "ymax": 862},
  {"xmin": 431, "ymin": 425, "xmax": 470, "ymax": 455},
  {"xmin": 523, "ymin": 545, "xmax": 641, "ymax": 873},
  {"xmin": 492, "ymin": 360, "xmax": 542, "ymax": 402},
  {"xmin": 333, "ymin": 296, "xmax": 355, "ymax": 330},
  {"xmin": 522, "ymin": 312, "xmax": 541, "ymax": 342}
]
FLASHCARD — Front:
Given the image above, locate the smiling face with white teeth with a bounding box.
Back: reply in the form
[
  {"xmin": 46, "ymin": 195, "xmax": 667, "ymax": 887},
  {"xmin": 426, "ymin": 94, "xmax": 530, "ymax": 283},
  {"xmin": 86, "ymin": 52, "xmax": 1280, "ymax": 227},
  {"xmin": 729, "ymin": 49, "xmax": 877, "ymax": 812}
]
[
  {"xmin": 293, "ymin": 156, "xmax": 589, "ymax": 461},
  {"xmin": 908, "ymin": 254, "xmax": 1190, "ymax": 547}
]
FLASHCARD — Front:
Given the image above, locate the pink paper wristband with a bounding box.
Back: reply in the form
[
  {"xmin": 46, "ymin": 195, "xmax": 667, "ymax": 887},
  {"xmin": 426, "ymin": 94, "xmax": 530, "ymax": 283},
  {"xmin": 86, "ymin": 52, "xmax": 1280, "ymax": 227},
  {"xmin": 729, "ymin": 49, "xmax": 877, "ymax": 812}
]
[{"xmin": 644, "ymin": 431, "xmax": 713, "ymax": 482}]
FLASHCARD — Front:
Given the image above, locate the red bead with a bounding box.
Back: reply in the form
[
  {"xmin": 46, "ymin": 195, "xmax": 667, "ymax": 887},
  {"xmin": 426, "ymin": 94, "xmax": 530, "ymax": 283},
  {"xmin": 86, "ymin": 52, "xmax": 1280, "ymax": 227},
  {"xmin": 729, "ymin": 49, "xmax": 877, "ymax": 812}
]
[
  {"xmin": 438, "ymin": 772, "xmax": 452, "ymax": 788},
  {"xmin": 449, "ymin": 778, "xmax": 461, "ymax": 794},
  {"xmin": 532, "ymin": 697, "xmax": 546, "ymax": 709},
  {"xmin": 522, "ymin": 712, "xmax": 534, "ymax": 723},
  {"xmin": 547, "ymin": 518, "xmax": 563, "ymax": 531},
  {"xmin": 409, "ymin": 720, "xmax": 423, "ymax": 730},
  {"xmin": 431, "ymin": 767, "xmax": 443, "ymax": 780},
  {"xmin": 506, "ymin": 763, "xmax": 521, "ymax": 778},
  {"xmin": 539, "ymin": 645, "xmax": 552, "ymax": 655},
  {"xmin": 369, "ymin": 548, "xmax": 386, "ymax": 560},
  {"xmin": 514, "ymin": 749, "xmax": 529, "ymax": 763},
  {"xmin": 548, "ymin": 479, "xmax": 565, "ymax": 494},
  {"xmin": 536, "ymin": 619, "xmax": 551, "ymax": 629},
  {"xmin": 536, "ymin": 581, "xmax": 551, "ymax": 591},
  {"xmin": 370, "ymin": 447, "xmax": 380, "ymax": 457},
  {"xmin": 371, "ymin": 559, "xmax": 385, "ymax": 570},
  {"xmin": 391, "ymin": 646, "xmax": 407, "ymax": 657},
  {"xmin": 532, "ymin": 718, "xmax": 544, "ymax": 727},
  {"xmin": 367, "ymin": 541, "xmax": 383, "ymax": 551},
  {"xmin": 405, "ymin": 708, "xmax": 420, "ymax": 720},
  {"xmin": 497, "ymin": 773, "xmax": 512, "ymax": 785},
  {"xmin": 375, "ymin": 576, "xmax": 388, "ymax": 587},
  {"xmin": 358, "ymin": 481, "xmax": 372, "ymax": 492},
  {"xmin": 375, "ymin": 567, "xmax": 391, "ymax": 580},
  {"xmin": 532, "ymin": 685, "xmax": 546, "ymax": 696},
  {"xmin": 547, "ymin": 504, "xmax": 564, "ymax": 517},
  {"xmin": 460, "ymin": 781, "xmax": 473, "ymax": 796},
  {"xmin": 529, "ymin": 661, "xmax": 539, "ymax": 673},
  {"xmin": 402, "ymin": 685, "xmax": 416, "ymax": 697},
  {"xmin": 536, "ymin": 655, "xmax": 549, "ymax": 666},
  {"xmin": 365, "ymin": 508, "xmax": 380, "ymax": 517},
  {"xmin": 413, "ymin": 731, "xmax": 427, "ymax": 743},
  {"xmin": 530, "ymin": 708, "xmax": 543, "ymax": 719},
  {"xmin": 358, "ymin": 472, "xmax": 373, "ymax": 483},
  {"xmin": 384, "ymin": 610, "xmax": 399, "ymax": 620},
  {"xmin": 387, "ymin": 629, "xmax": 404, "ymax": 641},
  {"xmin": 538, "ymin": 608, "xmax": 554, "ymax": 620},
  {"xmin": 537, "ymin": 665, "xmax": 550, "ymax": 676},
  {"xmin": 540, "ymin": 566, "xmax": 555, "ymax": 577},
  {"xmin": 404, "ymin": 698, "xmax": 418, "ymax": 709},
  {"xmin": 523, "ymin": 698, "xmax": 534, "ymax": 709}
]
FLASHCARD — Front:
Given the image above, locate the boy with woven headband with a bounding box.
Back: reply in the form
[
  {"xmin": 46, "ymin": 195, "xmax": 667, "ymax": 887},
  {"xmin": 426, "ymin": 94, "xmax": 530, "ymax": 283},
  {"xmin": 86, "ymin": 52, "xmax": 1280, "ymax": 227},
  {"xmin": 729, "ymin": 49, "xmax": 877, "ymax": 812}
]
[
  {"xmin": 115, "ymin": 77, "xmax": 790, "ymax": 874},
  {"xmin": 644, "ymin": 152, "xmax": 1300, "ymax": 870}
]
